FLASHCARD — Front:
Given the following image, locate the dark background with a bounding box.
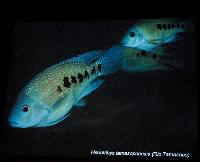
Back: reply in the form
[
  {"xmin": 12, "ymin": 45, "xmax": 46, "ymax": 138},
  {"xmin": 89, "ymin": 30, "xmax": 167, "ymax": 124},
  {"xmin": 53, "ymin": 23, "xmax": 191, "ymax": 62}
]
[{"xmin": 0, "ymin": 20, "xmax": 198, "ymax": 160}]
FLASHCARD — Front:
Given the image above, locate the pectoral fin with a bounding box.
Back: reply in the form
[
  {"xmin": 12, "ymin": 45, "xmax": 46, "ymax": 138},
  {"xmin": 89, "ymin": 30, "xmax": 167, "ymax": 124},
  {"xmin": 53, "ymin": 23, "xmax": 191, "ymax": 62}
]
[
  {"xmin": 77, "ymin": 79, "xmax": 105, "ymax": 101},
  {"xmin": 74, "ymin": 99, "xmax": 86, "ymax": 107},
  {"xmin": 164, "ymin": 33, "xmax": 184, "ymax": 44},
  {"xmin": 147, "ymin": 39, "xmax": 162, "ymax": 44}
]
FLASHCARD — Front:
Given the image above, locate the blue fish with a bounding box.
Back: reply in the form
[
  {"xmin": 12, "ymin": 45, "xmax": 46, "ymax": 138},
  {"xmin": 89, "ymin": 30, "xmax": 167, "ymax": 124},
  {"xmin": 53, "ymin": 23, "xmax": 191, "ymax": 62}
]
[
  {"xmin": 121, "ymin": 18, "xmax": 193, "ymax": 51},
  {"xmin": 8, "ymin": 45, "xmax": 124, "ymax": 128}
]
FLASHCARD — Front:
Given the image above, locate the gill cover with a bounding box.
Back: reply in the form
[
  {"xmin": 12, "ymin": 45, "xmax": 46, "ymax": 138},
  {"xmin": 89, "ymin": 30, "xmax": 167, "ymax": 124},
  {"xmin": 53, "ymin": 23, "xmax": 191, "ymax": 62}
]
[{"xmin": 121, "ymin": 27, "xmax": 145, "ymax": 48}]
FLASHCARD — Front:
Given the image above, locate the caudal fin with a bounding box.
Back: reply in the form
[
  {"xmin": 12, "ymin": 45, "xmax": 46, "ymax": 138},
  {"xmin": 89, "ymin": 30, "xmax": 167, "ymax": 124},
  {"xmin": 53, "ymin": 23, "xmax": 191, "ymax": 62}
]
[
  {"xmin": 96, "ymin": 45, "xmax": 124, "ymax": 76},
  {"xmin": 182, "ymin": 18, "xmax": 195, "ymax": 33}
]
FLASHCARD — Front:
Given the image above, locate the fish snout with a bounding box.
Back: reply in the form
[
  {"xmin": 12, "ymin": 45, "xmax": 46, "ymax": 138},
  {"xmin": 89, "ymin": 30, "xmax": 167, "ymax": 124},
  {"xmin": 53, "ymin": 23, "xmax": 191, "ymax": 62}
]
[
  {"xmin": 8, "ymin": 115, "xmax": 23, "ymax": 128},
  {"xmin": 8, "ymin": 119, "xmax": 29, "ymax": 128},
  {"xmin": 9, "ymin": 119, "xmax": 19, "ymax": 127}
]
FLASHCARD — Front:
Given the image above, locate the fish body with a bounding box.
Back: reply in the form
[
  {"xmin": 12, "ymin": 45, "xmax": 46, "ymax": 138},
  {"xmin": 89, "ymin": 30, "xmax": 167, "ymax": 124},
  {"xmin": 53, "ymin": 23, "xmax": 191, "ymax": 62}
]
[
  {"xmin": 122, "ymin": 45, "xmax": 185, "ymax": 72},
  {"xmin": 9, "ymin": 45, "xmax": 124, "ymax": 128},
  {"xmin": 121, "ymin": 18, "xmax": 190, "ymax": 51}
]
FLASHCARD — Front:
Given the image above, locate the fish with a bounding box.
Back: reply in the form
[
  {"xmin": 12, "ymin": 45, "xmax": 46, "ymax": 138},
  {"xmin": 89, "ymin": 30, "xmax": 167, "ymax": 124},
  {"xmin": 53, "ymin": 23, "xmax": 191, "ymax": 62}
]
[
  {"xmin": 8, "ymin": 45, "xmax": 124, "ymax": 128},
  {"xmin": 121, "ymin": 18, "xmax": 193, "ymax": 51},
  {"xmin": 121, "ymin": 45, "xmax": 188, "ymax": 72}
]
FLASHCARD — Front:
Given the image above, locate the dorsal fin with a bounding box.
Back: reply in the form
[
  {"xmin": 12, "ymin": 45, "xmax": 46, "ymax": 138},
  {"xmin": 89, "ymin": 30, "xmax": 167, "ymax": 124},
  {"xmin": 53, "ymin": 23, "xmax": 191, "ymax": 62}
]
[{"xmin": 63, "ymin": 50, "xmax": 105, "ymax": 65}]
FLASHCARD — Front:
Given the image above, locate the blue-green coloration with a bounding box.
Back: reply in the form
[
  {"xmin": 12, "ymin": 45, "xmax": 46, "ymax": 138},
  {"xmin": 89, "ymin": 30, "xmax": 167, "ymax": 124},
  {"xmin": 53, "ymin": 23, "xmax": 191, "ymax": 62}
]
[
  {"xmin": 8, "ymin": 45, "xmax": 124, "ymax": 128},
  {"xmin": 122, "ymin": 47, "xmax": 173, "ymax": 72},
  {"xmin": 121, "ymin": 19, "xmax": 191, "ymax": 51}
]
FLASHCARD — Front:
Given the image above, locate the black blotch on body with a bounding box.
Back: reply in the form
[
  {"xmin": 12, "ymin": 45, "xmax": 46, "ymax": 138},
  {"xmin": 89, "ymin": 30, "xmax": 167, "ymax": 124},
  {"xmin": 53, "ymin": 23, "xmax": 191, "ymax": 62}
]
[
  {"xmin": 71, "ymin": 75, "xmax": 77, "ymax": 84},
  {"xmin": 77, "ymin": 73, "xmax": 84, "ymax": 83},
  {"xmin": 84, "ymin": 70, "xmax": 89, "ymax": 78},
  {"xmin": 167, "ymin": 24, "xmax": 171, "ymax": 29},
  {"xmin": 181, "ymin": 24, "xmax": 184, "ymax": 28},
  {"xmin": 91, "ymin": 66, "xmax": 96, "ymax": 74},
  {"xmin": 157, "ymin": 24, "xmax": 162, "ymax": 30},
  {"xmin": 177, "ymin": 24, "xmax": 180, "ymax": 28},
  {"xmin": 152, "ymin": 54, "xmax": 157, "ymax": 59},
  {"xmin": 63, "ymin": 76, "xmax": 71, "ymax": 88},
  {"xmin": 97, "ymin": 64, "xmax": 102, "ymax": 72},
  {"xmin": 57, "ymin": 86, "xmax": 63, "ymax": 92},
  {"xmin": 172, "ymin": 24, "xmax": 175, "ymax": 28},
  {"xmin": 163, "ymin": 24, "xmax": 167, "ymax": 30},
  {"xmin": 136, "ymin": 53, "xmax": 140, "ymax": 57},
  {"xmin": 141, "ymin": 50, "xmax": 147, "ymax": 57}
]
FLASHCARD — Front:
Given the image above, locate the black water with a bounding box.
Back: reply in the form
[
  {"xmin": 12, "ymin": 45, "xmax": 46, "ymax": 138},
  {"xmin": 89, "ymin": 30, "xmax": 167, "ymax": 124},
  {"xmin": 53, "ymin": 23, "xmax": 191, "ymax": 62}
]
[{"xmin": 0, "ymin": 20, "xmax": 197, "ymax": 160}]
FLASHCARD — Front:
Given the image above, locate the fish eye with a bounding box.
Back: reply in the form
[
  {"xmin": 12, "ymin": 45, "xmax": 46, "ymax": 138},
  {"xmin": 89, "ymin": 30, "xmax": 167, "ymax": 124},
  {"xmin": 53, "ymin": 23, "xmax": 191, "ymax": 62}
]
[
  {"xmin": 22, "ymin": 105, "xmax": 30, "ymax": 112},
  {"xmin": 129, "ymin": 32, "xmax": 135, "ymax": 37}
]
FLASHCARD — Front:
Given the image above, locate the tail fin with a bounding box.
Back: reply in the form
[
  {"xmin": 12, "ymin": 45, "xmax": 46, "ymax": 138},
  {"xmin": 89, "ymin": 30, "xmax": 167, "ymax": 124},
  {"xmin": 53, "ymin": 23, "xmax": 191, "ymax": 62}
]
[
  {"xmin": 182, "ymin": 18, "xmax": 195, "ymax": 33},
  {"xmin": 96, "ymin": 45, "xmax": 124, "ymax": 76}
]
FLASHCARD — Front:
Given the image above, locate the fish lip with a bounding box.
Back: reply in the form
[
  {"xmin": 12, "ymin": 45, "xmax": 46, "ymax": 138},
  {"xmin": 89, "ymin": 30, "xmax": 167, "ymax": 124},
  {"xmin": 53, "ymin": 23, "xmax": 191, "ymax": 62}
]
[
  {"xmin": 8, "ymin": 119, "xmax": 20, "ymax": 128},
  {"xmin": 9, "ymin": 122, "xmax": 28, "ymax": 128},
  {"xmin": 121, "ymin": 42, "xmax": 131, "ymax": 48},
  {"xmin": 9, "ymin": 117, "xmax": 41, "ymax": 128},
  {"xmin": 120, "ymin": 41, "xmax": 128, "ymax": 46},
  {"xmin": 9, "ymin": 122, "xmax": 20, "ymax": 128},
  {"xmin": 9, "ymin": 124, "xmax": 19, "ymax": 128},
  {"xmin": 8, "ymin": 119, "xmax": 29, "ymax": 128}
]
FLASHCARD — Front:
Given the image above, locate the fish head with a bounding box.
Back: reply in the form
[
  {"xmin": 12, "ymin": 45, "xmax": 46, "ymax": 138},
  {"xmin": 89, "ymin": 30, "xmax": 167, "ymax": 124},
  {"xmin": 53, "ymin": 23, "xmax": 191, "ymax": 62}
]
[
  {"xmin": 121, "ymin": 27, "xmax": 145, "ymax": 48},
  {"xmin": 8, "ymin": 92, "xmax": 49, "ymax": 128}
]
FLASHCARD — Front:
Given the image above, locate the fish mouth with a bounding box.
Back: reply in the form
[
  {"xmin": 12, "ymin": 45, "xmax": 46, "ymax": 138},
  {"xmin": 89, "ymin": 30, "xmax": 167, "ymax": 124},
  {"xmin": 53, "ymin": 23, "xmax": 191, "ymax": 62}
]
[
  {"xmin": 9, "ymin": 120, "xmax": 20, "ymax": 128},
  {"xmin": 8, "ymin": 119, "xmax": 31, "ymax": 128},
  {"xmin": 120, "ymin": 41, "xmax": 128, "ymax": 46},
  {"xmin": 9, "ymin": 116, "xmax": 43, "ymax": 128},
  {"xmin": 120, "ymin": 42, "xmax": 131, "ymax": 47}
]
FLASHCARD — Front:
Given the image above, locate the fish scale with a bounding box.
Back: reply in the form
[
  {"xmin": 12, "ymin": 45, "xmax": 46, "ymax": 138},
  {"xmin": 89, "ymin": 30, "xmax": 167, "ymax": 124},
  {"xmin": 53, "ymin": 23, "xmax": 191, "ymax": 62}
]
[
  {"xmin": 25, "ymin": 61, "xmax": 96, "ymax": 108},
  {"xmin": 8, "ymin": 45, "xmax": 124, "ymax": 128},
  {"xmin": 121, "ymin": 18, "xmax": 190, "ymax": 51},
  {"xmin": 38, "ymin": 61, "xmax": 103, "ymax": 126}
]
